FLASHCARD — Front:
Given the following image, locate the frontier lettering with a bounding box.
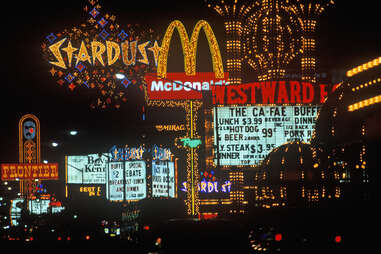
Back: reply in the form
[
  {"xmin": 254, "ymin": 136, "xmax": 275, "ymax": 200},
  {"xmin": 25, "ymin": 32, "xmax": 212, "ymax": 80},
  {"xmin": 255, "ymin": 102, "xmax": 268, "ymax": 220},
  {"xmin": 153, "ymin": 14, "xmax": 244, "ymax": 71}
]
[{"xmin": 1, "ymin": 163, "xmax": 59, "ymax": 181}]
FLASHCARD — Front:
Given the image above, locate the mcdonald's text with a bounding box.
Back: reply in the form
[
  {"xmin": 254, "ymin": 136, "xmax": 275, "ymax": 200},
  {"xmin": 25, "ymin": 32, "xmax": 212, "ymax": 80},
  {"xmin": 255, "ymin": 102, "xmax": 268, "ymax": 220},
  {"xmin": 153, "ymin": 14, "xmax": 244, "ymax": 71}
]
[{"xmin": 145, "ymin": 72, "xmax": 229, "ymax": 100}]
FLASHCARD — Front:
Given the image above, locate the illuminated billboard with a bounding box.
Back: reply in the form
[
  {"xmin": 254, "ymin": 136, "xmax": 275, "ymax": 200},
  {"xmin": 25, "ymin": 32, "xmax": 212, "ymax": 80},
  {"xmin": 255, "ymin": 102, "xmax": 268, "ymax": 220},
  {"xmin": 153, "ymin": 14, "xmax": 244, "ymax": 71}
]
[
  {"xmin": 107, "ymin": 161, "xmax": 124, "ymax": 201},
  {"xmin": 125, "ymin": 161, "xmax": 146, "ymax": 200},
  {"xmin": 106, "ymin": 161, "xmax": 147, "ymax": 201},
  {"xmin": 214, "ymin": 105, "xmax": 320, "ymax": 166},
  {"xmin": 152, "ymin": 160, "xmax": 175, "ymax": 198},
  {"xmin": 66, "ymin": 153, "xmax": 108, "ymax": 184},
  {"xmin": 10, "ymin": 199, "xmax": 23, "ymax": 226},
  {"xmin": 28, "ymin": 199, "xmax": 51, "ymax": 215},
  {"xmin": 1, "ymin": 163, "xmax": 58, "ymax": 181}
]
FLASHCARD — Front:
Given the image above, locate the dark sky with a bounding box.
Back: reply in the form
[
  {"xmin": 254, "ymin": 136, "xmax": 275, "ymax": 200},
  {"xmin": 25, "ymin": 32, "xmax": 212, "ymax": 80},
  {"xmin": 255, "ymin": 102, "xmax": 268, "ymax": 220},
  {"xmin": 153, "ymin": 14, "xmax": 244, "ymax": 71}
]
[{"xmin": 1, "ymin": 0, "xmax": 380, "ymax": 188}]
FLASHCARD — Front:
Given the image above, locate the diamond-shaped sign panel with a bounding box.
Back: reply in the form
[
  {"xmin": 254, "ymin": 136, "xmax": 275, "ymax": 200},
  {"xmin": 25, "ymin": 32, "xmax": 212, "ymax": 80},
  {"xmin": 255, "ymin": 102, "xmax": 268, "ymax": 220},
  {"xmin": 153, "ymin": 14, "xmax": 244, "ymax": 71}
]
[
  {"xmin": 89, "ymin": 8, "xmax": 99, "ymax": 18},
  {"xmin": 121, "ymin": 78, "xmax": 131, "ymax": 88},
  {"xmin": 98, "ymin": 17, "xmax": 108, "ymax": 28},
  {"xmin": 118, "ymin": 30, "xmax": 128, "ymax": 41},
  {"xmin": 65, "ymin": 73, "xmax": 75, "ymax": 83},
  {"xmin": 75, "ymin": 62, "xmax": 86, "ymax": 72},
  {"xmin": 46, "ymin": 33, "xmax": 57, "ymax": 44},
  {"xmin": 99, "ymin": 29, "xmax": 109, "ymax": 40}
]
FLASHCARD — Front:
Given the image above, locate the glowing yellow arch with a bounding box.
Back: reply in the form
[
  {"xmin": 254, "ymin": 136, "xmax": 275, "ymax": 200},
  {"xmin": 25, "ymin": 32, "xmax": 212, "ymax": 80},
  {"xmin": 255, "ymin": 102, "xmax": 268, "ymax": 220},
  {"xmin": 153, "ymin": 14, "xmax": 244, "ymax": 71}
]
[{"xmin": 157, "ymin": 20, "xmax": 224, "ymax": 79}]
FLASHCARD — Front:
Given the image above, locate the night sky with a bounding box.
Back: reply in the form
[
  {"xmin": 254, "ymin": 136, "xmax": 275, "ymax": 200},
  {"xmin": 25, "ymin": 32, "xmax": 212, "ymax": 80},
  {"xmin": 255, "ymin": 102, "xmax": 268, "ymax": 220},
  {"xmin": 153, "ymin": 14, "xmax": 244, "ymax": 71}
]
[{"xmin": 1, "ymin": 0, "xmax": 381, "ymax": 197}]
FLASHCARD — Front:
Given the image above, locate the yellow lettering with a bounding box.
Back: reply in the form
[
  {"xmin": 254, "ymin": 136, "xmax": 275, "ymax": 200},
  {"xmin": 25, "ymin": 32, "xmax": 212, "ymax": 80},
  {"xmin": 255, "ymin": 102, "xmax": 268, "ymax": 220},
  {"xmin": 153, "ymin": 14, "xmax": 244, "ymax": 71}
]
[
  {"xmin": 50, "ymin": 164, "xmax": 58, "ymax": 179},
  {"xmin": 33, "ymin": 165, "xmax": 39, "ymax": 178},
  {"xmin": 1, "ymin": 165, "xmax": 9, "ymax": 180},
  {"xmin": 147, "ymin": 40, "xmax": 160, "ymax": 66},
  {"xmin": 10, "ymin": 165, "xmax": 16, "ymax": 179},
  {"xmin": 48, "ymin": 38, "xmax": 67, "ymax": 69},
  {"xmin": 106, "ymin": 41, "xmax": 120, "ymax": 66},
  {"xmin": 76, "ymin": 41, "xmax": 92, "ymax": 65},
  {"xmin": 61, "ymin": 40, "xmax": 78, "ymax": 67},
  {"xmin": 121, "ymin": 40, "xmax": 137, "ymax": 66},
  {"xmin": 91, "ymin": 40, "xmax": 106, "ymax": 66},
  {"xmin": 43, "ymin": 165, "xmax": 50, "ymax": 177},
  {"xmin": 16, "ymin": 165, "xmax": 24, "ymax": 178},
  {"xmin": 137, "ymin": 41, "xmax": 149, "ymax": 65},
  {"xmin": 32, "ymin": 165, "xmax": 39, "ymax": 178},
  {"xmin": 24, "ymin": 164, "xmax": 31, "ymax": 178}
]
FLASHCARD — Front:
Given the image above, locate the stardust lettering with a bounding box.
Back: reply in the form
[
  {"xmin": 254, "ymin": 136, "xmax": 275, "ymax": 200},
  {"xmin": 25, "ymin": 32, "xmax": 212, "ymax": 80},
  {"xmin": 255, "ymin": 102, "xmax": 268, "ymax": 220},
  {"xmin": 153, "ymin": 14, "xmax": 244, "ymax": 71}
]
[{"xmin": 48, "ymin": 38, "xmax": 159, "ymax": 69}]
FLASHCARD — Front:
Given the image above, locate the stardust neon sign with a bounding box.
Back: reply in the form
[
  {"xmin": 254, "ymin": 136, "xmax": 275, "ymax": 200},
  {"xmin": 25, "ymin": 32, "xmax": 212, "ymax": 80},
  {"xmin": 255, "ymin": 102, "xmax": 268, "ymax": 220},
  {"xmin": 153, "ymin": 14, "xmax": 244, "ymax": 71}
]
[
  {"xmin": 181, "ymin": 180, "xmax": 231, "ymax": 193},
  {"xmin": 48, "ymin": 38, "xmax": 160, "ymax": 69}
]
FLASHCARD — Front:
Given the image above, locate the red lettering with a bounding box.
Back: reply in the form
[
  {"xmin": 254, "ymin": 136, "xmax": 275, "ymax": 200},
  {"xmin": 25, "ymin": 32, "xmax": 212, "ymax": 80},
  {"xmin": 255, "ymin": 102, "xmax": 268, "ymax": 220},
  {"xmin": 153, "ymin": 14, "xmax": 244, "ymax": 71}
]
[
  {"xmin": 302, "ymin": 82, "xmax": 314, "ymax": 103},
  {"xmin": 212, "ymin": 85, "xmax": 225, "ymax": 104},
  {"xmin": 320, "ymin": 84, "xmax": 328, "ymax": 103},
  {"xmin": 236, "ymin": 84, "xmax": 247, "ymax": 104},
  {"xmin": 289, "ymin": 81, "xmax": 301, "ymax": 104},
  {"xmin": 227, "ymin": 86, "xmax": 238, "ymax": 104},
  {"xmin": 248, "ymin": 82, "xmax": 260, "ymax": 104},
  {"xmin": 277, "ymin": 81, "xmax": 289, "ymax": 104},
  {"xmin": 261, "ymin": 81, "xmax": 276, "ymax": 104}
]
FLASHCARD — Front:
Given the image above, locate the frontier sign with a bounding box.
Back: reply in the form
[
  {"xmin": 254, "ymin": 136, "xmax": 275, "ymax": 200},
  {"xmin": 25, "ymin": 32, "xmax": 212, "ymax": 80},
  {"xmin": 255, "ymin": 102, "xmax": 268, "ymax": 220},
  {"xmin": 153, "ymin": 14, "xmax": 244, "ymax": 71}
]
[{"xmin": 1, "ymin": 163, "xmax": 59, "ymax": 181}]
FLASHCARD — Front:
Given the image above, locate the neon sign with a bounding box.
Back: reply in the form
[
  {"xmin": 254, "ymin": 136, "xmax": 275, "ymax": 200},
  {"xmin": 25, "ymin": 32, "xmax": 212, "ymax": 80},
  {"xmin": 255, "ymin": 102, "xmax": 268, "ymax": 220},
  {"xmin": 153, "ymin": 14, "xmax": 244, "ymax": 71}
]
[
  {"xmin": 155, "ymin": 124, "xmax": 186, "ymax": 132},
  {"xmin": 211, "ymin": 80, "xmax": 331, "ymax": 105},
  {"xmin": 180, "ymin": 138, "xmax": 202, "ymax": 148},
  {"xmin": 47, "ymin": 38, "xmax": 159, "ymax": 70},
  {"xmin": 42, "ymin": 0, "xmax": 158, "ymax": 109},
  {"xmin": 80, "ymin": 186, "xmax": 102, "ymax": 197},
  {"xmin": 109, "ymin": 145, "xmax": 172, "ymax": 161},
  {"xmin": 144, "ymin": 19, "xmax": 225, "ymax": 216},
  {"xmin": 1, "ymin": 163, "xmax": 59, "ymax": 181},
  {"xmin": 181, "ymin": 170, "xmax": 231, "ymax": 193},
  {"xmin": 181, "ymin": 180, "xmax": 231, "ymax": 193}
]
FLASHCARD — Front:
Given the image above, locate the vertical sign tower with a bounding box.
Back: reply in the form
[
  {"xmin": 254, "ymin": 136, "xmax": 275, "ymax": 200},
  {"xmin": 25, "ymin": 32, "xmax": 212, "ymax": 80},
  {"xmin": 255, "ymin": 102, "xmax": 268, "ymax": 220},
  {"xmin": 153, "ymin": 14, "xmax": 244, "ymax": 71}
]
[
  {"xmin": 18, "ymin": 114, "xmax": 41, "ymax": 197},
  {"xmin": 146, "ymin": 20, "xmax": 226, "ymax": 216}
]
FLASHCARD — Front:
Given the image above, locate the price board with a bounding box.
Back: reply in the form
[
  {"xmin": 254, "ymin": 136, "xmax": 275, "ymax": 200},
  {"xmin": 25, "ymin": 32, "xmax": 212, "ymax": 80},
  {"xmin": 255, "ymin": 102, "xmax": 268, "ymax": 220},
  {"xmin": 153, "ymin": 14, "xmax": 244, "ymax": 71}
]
[{"xmin": 214, "ymin": 106, "xmax": 320, "ymax": 166}]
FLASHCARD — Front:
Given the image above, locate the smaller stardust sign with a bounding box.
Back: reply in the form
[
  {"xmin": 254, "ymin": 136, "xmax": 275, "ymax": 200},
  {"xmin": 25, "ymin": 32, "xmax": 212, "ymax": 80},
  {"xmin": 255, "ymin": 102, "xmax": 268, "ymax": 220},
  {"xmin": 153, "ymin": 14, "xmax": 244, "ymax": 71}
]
[{"xmin": 180, "ymin": 180, "xmax": 231, "ymax": 193}]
